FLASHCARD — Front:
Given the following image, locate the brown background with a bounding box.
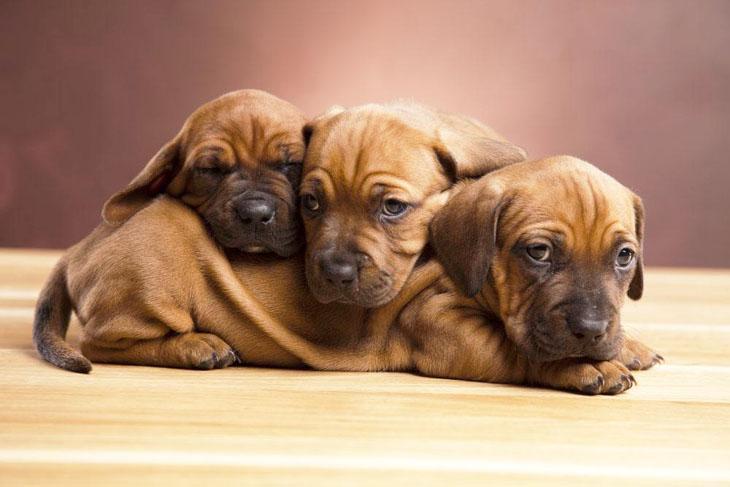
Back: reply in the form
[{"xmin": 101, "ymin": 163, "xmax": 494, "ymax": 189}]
[{"xmin": 1, "ymin": 0, "xmax": 728, "ymax": 267}]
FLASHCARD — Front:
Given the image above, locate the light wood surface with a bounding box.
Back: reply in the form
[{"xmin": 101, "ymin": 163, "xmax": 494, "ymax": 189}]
[{"xmin": 1, "ymin": 248, "xmax": 729, "ymax": 486}]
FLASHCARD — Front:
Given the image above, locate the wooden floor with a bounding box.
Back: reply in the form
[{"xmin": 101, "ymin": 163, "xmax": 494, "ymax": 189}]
[{"xmin": 1, "ymin": 248, "xmax": 729, "ymax": 486}]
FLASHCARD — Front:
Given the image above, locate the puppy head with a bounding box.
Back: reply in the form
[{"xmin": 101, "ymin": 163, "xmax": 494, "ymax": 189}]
[
  {"xmin": 301, "ymin": 102, "xmax": 526, "ymax": 307},
  {"xmin": 102, "ymin": 89, "xmax": 307, "ymax": 257},
  {"xmin": 431, "ymin": 156, "xmax": 644, "ymax": 362}
]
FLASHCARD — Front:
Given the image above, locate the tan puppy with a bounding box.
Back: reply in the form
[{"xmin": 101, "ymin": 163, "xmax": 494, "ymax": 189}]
[
  {"xmin": 34, "ymin": 101, "xmax": 524, "ymax": 374},
  {"xmin": 34, "ymin": 155, "xmax": 659, "ymax": 396},
  {"xmin": 34, "ymin": 195, "xmax": 446, "ymax": 373},
  {"xmin": 420, "ymin": 156, "xmax": 662, "ymax": 394},
  {"xmin": 300, "ymin": 103, "xmax": 527, "ymax": 307},
  {"xmin": 34, "ymin": 90, "xmax": 306, "ymax": 373}
]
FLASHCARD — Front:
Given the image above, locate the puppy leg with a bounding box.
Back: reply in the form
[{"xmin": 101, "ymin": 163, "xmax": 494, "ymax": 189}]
[
  {"xmin": 81, "ymin": 316, "xmax": 237, "ymax": 370},
  {"xmin": 617, "ymin": 336, "xmax": 663, "ymax": 371},
  {"xmin": 528, "ymin": 359, "xmax": 635, "ymax": 395},
  {"xmin": 402, "ymin": 291, "xmax": 635, "ymax": 394},
  {"xmin": 402, "ymin": 292, "xmax": 527, "ymax": 384}
]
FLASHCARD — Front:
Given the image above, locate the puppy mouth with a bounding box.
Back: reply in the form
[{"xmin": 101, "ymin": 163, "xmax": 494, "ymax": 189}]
[
  {"xmin": 305, "ymin": 268, "xmax": 397, "ymax": 307},
  {"xmin": 207, "ymin": 220, "xmax": 302, "ymax": 257},
  {"xmin": 520, "ymin": 321, "xmax": 621, "ymax": 363}
]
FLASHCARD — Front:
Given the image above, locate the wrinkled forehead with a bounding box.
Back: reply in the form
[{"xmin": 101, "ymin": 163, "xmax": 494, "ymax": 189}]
[
  {"xmin": 304, "ymin": 112, "xmax": 443, "ymax": 197},
  {"xmin": 181, "ymin": 99, "xmax": 306, "ymax": 162},
  {"xmin": 505, "ymin": 169, "xmax": 638, "ymax": 247}
]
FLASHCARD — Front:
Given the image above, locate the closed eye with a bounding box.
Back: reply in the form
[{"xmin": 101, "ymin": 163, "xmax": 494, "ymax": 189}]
[{"xmin": 195, "ymin": 166, "xmax": 228, "ymax": 178}]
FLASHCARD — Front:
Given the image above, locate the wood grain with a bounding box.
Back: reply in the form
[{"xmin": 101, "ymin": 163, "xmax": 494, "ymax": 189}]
[{"xmin": 1, "ymin": 248, "xmax": 729, "ymax": 486}]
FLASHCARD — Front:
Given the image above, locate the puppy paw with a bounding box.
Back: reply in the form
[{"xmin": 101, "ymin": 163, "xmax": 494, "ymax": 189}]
[
  {"xmin": 618, "ymin": 336, "xmax": 663, "ymax": 371},
  {"xmin": 180, "ymin": 333, "xmax": 237, "ymax": 370},
  {"xmin": 534, "ymin": 359, "xmax": 635, "ymax": 395}
]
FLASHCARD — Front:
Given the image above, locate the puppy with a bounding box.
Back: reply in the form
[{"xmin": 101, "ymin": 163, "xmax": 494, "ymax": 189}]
[
  {"xmin": 169, "ymin": 155, "xmax": 658, "ymax": 395},
  {"xmin": 34, "ymin": 90, "xmax": 306, "ymax": 373},
  {"xmin": 33, "ymin": 101, "xmax": 525, "ymax": 373},
  {"xmin": 412, "ymin": 155, "xmax": 662, "ymax": 394},
  {"xmin": 300, "ymin": 102, "xmax": 527, "ymax": 307}
]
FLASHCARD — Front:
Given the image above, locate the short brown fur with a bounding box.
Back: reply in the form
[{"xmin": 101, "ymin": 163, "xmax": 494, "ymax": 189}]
[
  {"xmin": 301, "ymin": 102, "xmax": 526, "ymax": 307},
  {"xmin": 33, "ymin": 98, "xmax": 524, "ymax": 374},
  {"xmin": 33, "ymin": 90, "xmax": 307, "ymax": 372}
]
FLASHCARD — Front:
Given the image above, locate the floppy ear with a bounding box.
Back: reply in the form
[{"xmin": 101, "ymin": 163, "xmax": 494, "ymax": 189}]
[
  {"xmin": 430, "ymin": 180, "xmax": 508, "ymax": 297},
  {"xmin": 628, "ymin": 195, "xmax": 645, "ymax": 300},
  {"xmin": 303, "ymin": 105, "xmax": 346, "ymax": 146},
  {"xmin": 434, "ymin": 112, "xmax": 527, "ymax": 180},
  {"xmin": 102, "ymin": 134, "xmax": 183, "ymax": 225}
]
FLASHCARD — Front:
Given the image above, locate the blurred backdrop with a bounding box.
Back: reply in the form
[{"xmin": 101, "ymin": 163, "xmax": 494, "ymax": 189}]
[{"xmin": 1, "ymin": 0, "xmax": 729, "ymax": 267}]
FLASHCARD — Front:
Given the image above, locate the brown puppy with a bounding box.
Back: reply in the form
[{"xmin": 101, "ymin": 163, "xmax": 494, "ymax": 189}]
[
  {"xmin": 103, "ymin": 89, "xmax": 306, "ymax": 256},
  {"xmin": 34, "ymin": 152, "xmax": 658, "ymax": 395},
  {"xmin": 300, "ymin": 103, "xmax": 527, "ymax": 307},
  {"xmin": 34, "ymin": 90, "xmax": 306, "ymax": 373},
  {"xmin": 32, "ymin": 195, "xmax": 446, "ymax": 373},
  {"xmin": 34, "ymin": 100, "xmax": 523, "ymax": 374},
  {"xmin": 418, "ymin": 155, "xmax": 662, "ymax": 394}
]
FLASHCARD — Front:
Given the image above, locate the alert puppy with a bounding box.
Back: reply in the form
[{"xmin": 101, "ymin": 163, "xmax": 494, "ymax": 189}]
[
  {"xmin": 34, "ymin": 101, "xmax": 525, "ymax": 373},
  {"xmin": 418, "ymin": 155, "xmax": 662, "ymax": 394},
  {"xmin": 300, "ymin": 103, "xmax": 527, "ymax": 307}
]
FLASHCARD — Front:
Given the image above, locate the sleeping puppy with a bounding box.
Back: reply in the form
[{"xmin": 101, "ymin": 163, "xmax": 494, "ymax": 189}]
[
  {"xmin": 412, "ymin": 155, "xmax": 662, "ymax": 394},
  {"xmin": 301, "ymin": 102, "xmax": 526, "ymax": 307},
  {"xmin": 103, "ymin": 89, "xmax": 305, "ymax": 256},
  {"xmin": 33, "ymin": 101, "xmax": 525, "ymax": 373},
  {"xmin": 33, "ymin": 90, "xmax": 306, "ymax": 373}
]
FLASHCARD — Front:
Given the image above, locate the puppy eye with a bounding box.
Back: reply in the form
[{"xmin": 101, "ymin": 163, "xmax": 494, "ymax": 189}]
[
  {"xmin": 195, "ymin": 166, "xmax": 226, "ymax": 177},
  {"xmin": 277, "ymin": 162, "xmax": 301, "ymax": 174},
  {"xmin": 616, "ymin": 247, "xmax": 635, "ymax": 268},
  {"xmin": 301, "ymin": 194, "xmax": 321, "ymax": 213},
  {"xmin": 381, "ymin": 198, "xmax": 409, "ymax": 218},
  {"xmin": 526, "ymin": 244, "xmax": 551, "ymax": 263}
]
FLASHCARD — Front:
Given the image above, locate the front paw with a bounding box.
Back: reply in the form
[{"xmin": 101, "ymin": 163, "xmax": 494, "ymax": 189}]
[
  {"xmin": 181, "ymin": 333, "xmax": 238, "ymax": 370},
  {"xmin": 618, "ymin": 336, "xmax": 663, "ymax": 371},
  {"xmin": 533, "ymin": 359, "xmax": 636, "ymax": 395}
]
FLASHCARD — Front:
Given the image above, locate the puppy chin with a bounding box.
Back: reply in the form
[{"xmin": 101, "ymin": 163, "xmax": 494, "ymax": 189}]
[
  {"xmin": 333, "ymin": 289, "xmax": 398, "ymax": 308},
  {"xmin": 207, "ymin": 220, "xmax": 302, "ymax": 257},
  {"xmin": 584, "ymin": 333, "xmax": 624, "ymax": 361},
  {"xmin": 517, "ymin": 329, "xmax": 623, "ymax": 364},
  {"xmin": 305, "ymin": 272, "xmax": 397, "ymax": 307},
  {"xmin": 304, "ymin": 274, "xmax": 342, "ymax": 304}
]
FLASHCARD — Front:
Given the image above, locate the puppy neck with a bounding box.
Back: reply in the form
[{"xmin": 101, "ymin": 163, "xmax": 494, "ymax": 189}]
[{"xmin": 473, "ymin": 275, "xmax": 502, "ymax": 324}]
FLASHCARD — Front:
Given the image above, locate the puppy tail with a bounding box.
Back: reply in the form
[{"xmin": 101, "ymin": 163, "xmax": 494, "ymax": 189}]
[{"xmin": 33, "ymin": 258, "xmax": 92, "ymax": 373}]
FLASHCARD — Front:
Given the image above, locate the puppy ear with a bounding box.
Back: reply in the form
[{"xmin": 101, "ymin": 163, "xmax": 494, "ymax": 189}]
[
  {"xmin": 102, "ymin": 134, "xmax": 182, "ymax": 225},
  {"xmin": 628, "ymin": 194, "xmax": 645, "ymax": 300},
  {"xmin": 434, "ymin": 112, "xmax": 527, "ymax": 179},
  {"xmin": 303, "ymin": 105, "xmax": 346, "ymax": 146},
  {"xmin": 430, "ymin": 180, "xmax": 508, "ymax": 297}
]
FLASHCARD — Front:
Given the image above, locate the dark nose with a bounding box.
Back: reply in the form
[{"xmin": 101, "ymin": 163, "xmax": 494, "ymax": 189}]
[
  {"xmin": 319, "ymin": 252, "xmax": 358, "ymax": 288},
  {"xmin": 568, "ymin": 318, "xmax": 609, "ymax": 343},
  {"xmin": 236, "ymin": 199, "xmax": 275, "ymax": 225}
]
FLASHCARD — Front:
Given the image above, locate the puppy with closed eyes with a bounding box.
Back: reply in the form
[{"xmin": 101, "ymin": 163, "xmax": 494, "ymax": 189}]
[{"xmin": 34, "ymin": 90, "xmax": 306, "ymax": 373}]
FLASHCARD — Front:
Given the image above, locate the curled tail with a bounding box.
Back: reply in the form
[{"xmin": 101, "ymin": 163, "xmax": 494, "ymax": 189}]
[{"xmin": 33, "ymin": 259, "xmax": 92, "ymax": 373}]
